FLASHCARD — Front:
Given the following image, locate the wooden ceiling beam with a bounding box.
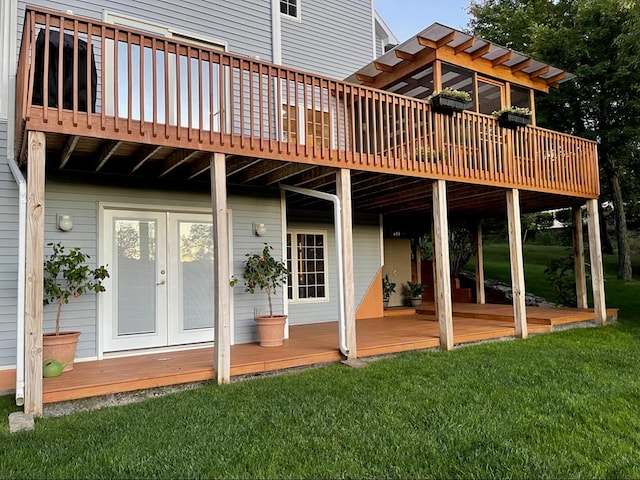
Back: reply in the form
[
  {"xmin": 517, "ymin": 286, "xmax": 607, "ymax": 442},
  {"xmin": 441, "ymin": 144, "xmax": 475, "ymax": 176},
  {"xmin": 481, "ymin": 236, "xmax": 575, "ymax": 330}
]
[
  {"xmin": 367, "ymin": 49, "xmax": 436, "ymax": 90},
  {"xmin": 436, "ymin": 31, "xmax": 457, "ymax": 48},
  {"xmin": 235, "ymin": 160, "xmax": 287, "ymax": 183},
  {"xmin": 264, "ymin": 163, "xmax": 317, "ymax": 185},
  {"xmin": 226, "ymin": 157, "xmax": 262, "ymax": 176},
  {"xmin": 470, "ymin": 43, "xmax": 491, "ymax": 60},
  {"xmin": 545, "ymin": 71, "xmax": 567, "ymax": 85},
  {"xmin": 58, "ymin": 135, "xmax": 80, "ymax": 169},
  {"xmin": 355, "ymin": 73, "xmax": 376, "ymax": 84},
  {"xmin": 130, "ymin": 145, "xmax": 163, "ymax": 174},
  {"xmin": 395, "ymin": 50, "xmax": 415, "ymax": 61},
  {"xmin": 530, "ymin": 65, "xmax": 550, "ymax": 79},
  {"xmin": 492, "ymin": 51, "xmax": 513, "ymax": 67},
  {"xmin": 158, "ymin": 149, "xmax": 200, "ymax": 177},
  {"xmin": 454, "ymin": 38, "xmax": 475, "ymax": 54},
  {"xmin": 510, "ymin": 58, "xmax": 532, "ymax": 74},
  {"xmin": 374, "ymin": 61, "xmax": 394, "ymax": 73},
  {"xmin": 95, "ymin": 140, "xmax": 122, "ymax": 172}
]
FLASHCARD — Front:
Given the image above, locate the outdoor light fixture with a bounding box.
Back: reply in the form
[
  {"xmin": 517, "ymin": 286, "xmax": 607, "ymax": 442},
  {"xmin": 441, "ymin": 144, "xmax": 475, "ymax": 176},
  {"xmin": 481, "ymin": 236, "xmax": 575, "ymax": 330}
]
[
  {"xmin": 57, "ymin": 214, "xmax": 73, "ymax": 232},
  {"xmin": 254, "ymin": 223, "xmax": 267, "ymax": 237}
]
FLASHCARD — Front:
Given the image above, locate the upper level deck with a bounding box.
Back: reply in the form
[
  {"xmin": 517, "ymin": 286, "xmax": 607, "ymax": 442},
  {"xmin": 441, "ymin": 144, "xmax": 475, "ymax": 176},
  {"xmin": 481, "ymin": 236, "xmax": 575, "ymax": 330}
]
[{"xmin": 15, "ymin": 6, "xmax": 599, "ymax": 207}]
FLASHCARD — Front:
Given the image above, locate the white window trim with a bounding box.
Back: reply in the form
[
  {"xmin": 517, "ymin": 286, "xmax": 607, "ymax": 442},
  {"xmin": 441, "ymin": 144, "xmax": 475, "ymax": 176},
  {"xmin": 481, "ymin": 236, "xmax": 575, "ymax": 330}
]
[
  {"xmin": 280, "ymin": 0, "xmax": 302, "ymax": 22},
  {"xmin": 0, "ymin": 0, "xmax": 18, "ymax": 121},
  {"xmin": 102, "ymin": 10, "xmax": 228, "ymax": 51},
  {"xmin": 287, "ymin": 229, "xmax": 329, "ymax": 304}
]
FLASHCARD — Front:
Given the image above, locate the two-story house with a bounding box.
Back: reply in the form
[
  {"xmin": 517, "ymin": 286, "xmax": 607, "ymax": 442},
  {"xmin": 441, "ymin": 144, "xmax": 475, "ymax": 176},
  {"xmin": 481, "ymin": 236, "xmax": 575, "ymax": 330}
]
[{"xmin": 0, "ymin": 1, "xmax": 610, "ymax": 417}]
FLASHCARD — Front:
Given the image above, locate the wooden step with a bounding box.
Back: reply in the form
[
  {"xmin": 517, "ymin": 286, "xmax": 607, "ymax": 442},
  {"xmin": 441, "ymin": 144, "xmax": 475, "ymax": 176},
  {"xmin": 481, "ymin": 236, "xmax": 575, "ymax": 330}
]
[{"xmin": 383, "ymin": 306, "xmax": 417, "ymax": 317}]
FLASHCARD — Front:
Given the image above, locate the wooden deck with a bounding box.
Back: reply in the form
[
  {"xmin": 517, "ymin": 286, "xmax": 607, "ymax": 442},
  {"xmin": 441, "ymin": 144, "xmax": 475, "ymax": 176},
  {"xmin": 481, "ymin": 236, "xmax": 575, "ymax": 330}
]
[{"xmin": 39, "ymin": 304, "xmax": 615, "ymax": 404}]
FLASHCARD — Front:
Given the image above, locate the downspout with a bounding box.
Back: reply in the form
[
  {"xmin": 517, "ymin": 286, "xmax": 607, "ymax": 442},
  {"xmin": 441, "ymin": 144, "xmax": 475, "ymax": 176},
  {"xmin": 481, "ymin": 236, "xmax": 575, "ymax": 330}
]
[
  {"xmin": 279, "ymin": 184, "xmax": 349, "ymax": 357},
  {"xmin": 8, "ymin": 158, "xmax": 25, "ymax": 407}
]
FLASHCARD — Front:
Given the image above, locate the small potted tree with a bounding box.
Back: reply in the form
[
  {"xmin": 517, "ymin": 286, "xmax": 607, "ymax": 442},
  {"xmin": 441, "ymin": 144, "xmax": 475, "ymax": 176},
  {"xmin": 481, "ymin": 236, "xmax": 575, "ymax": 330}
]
[
  {"xmin": 382, "ymin": 274, "xmax": 396, "ymax": 309},
  {"xmin": 427, "ymin": 87, "xmax": 473, "ymax": 114},
  {"xmin": 493, "ymin": 106, "xmax": 532, "ymax": 129},
  {"xmin": 43, "ymin": 242, "xmax": 109, "ymax": 375},
  {"xmin": 243, "ymin": 243, "xmax": 289, "ymax": 347},
  {"xmin": 405, "ymin": 281, "xmax": 426, "ymax": 308}
]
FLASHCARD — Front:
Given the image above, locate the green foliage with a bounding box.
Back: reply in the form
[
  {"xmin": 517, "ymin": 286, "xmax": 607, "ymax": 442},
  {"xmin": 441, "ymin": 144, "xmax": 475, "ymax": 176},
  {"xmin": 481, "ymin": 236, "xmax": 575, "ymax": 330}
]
[
  {"xmin": 427, "ymin": 86, "xmax": 473, "ymax": 103},
  {"xmin": 44, "ymin": 242, "xmax": 109, "ymax": 336},
  {"xmin": 405, "ymin": 281, "xmax": 426, "ymax": 298},
  {"xmin": 492, "ymin": 106, "xmax": 532, "ymax": 117},
  {"xmin": 469, "ymin": 0, "xmax": 640, "ymax": 280},
  {"xmin": 243, "ymin": 243, "xmax": 288, "ymax": 318},
  {"xmin": 544, "ymin": 253, "xmax": 580, "ymax": 306},
  {"xmin": 382, "ymin": 274, "xmax": 396, "ymax": 301}
]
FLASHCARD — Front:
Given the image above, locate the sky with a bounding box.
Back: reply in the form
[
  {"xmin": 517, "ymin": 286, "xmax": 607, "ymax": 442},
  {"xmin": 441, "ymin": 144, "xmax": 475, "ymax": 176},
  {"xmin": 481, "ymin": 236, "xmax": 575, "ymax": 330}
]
[{"xmin": 375, "ymin": 0, "xmax": 472, "ymax": 43}]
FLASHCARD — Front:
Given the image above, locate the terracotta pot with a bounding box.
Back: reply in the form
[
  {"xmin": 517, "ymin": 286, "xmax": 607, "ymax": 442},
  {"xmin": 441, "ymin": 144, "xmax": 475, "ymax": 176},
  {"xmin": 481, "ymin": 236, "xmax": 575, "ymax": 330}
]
[
  {"xmin": 42, "ymin": 331, "xmax": 81, "ymax": 372},
  {"xmin": 254, "ymin": 315, "xmax": 287, "ymax": 347}
]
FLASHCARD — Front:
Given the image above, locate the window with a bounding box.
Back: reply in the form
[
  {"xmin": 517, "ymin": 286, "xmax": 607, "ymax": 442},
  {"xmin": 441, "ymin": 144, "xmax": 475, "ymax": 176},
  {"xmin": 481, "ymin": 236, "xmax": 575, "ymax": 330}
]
[
  {"xmin": 280, "ymin": 0, "xmax": 300, "ymax": 19},
  {"xmin": 282, "ymin": 105, "xmax": 331, "ymax": 148},
  {"xmin": 477, "ymin": 77, "xmax": 504, "ymax": 115},
  {"xmin": 510, "ymin": 85, "xmax": 531, "ymax": 110},
  {"xmin": 286, "ymin": 232, "xmax": 327, "ymax": 301}
]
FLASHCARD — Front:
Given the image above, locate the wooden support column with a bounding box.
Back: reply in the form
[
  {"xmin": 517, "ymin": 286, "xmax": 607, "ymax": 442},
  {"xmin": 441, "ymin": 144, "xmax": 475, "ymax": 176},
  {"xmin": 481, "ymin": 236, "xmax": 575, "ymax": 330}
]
[
  {"xmin": 24, "ymin": 132, "xmax": 46, "ymax": 417},
  {"xmin": 572, "ymin": 206, "xmax": 588, "ymax": 309},
  {"xmin": 586, "ymin": 199, "xmax": 607, "ymax": 325},
  {"xmin": 432, "ymin": 180, "xmax": 453, "ymax": 350},
  {"xmin": 337, "ymin": 169, "xmax": 357, "ymax": 359},
  {"xmin": 475, "ymin": 221, "xmax": 485, "ymax": 304},
  {"xmin": 210, "ymin": 153, "xmax": 231, "ymax": 383},
  {"xmin": 506, "ymin": 189, "xmax": 527, "ymax": 338}
]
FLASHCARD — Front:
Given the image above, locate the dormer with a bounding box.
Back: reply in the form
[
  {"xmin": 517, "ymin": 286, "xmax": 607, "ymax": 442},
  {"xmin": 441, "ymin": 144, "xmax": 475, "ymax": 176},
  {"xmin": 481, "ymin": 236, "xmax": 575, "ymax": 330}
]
[{"xmin": 347, "ymin": 23, "xmax": 573, "ymax": 126}]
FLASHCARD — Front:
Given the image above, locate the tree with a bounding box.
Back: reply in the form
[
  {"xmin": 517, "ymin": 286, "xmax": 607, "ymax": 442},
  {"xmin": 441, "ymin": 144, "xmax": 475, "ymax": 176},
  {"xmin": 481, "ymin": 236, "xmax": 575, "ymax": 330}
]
[{"xmin": 468, "ymin": 0, "xmax": 640, "ymax": 280}]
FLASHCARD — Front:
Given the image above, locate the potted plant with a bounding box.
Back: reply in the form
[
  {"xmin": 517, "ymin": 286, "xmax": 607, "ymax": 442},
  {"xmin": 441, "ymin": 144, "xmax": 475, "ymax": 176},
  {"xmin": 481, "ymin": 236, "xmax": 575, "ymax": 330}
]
[
  {"xmin": 43, "ymin": 242, "xmax": 109, "ymax": 375},
  {"xmin": 243, "ymin": 243, "xmax": 289, "ymax": 347},
  {"xmin": 405, "ymin": 281, "xmax": 426, "ymax": 308},
  {"xmin": 427, "ymin": 87, "xmax": 473, "ymax": 114},
  {"xmin": 382, "ymin": 274, "xmax": 396, "ymax": 309},
  {"xmin": 493, "ymin": 106, "xmax": 532, "ymax": 129}
]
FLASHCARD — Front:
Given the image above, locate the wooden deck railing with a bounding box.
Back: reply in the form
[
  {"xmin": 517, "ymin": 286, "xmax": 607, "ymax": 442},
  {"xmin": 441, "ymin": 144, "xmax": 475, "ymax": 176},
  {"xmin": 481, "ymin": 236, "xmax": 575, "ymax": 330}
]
[{"xmin": 16, "ymin": 6, "xmax": 599, "ymax": 197}]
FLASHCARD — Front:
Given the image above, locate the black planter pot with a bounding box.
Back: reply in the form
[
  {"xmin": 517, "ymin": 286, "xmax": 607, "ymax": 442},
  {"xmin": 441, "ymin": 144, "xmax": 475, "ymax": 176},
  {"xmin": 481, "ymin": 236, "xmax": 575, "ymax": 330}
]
[
  {"xmin": 497, "ymin": 112, "xmax": 531, "ymax": 129},
  {"xmin": 430, "ymin": 95, "xmax": 472, "ymax": 115}
]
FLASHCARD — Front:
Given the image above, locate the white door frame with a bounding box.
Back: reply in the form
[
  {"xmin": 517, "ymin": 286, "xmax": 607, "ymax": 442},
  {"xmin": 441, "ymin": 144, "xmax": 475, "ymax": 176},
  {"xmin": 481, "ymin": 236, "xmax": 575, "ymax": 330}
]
[{"xmin": 98, "ymin": 203, "xmax": 234, "ymax": 358}]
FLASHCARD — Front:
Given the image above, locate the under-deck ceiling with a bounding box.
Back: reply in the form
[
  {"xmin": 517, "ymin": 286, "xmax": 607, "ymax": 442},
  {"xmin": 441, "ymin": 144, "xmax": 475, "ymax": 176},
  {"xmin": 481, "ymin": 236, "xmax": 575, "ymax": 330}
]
[{"xmin": 40, "ymin": 133, "xmax": 585, "ymax": 220}]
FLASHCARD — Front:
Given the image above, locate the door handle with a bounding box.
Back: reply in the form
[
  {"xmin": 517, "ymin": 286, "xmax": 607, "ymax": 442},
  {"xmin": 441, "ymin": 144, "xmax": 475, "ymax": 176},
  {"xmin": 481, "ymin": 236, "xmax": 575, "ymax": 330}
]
[{"xmin": 156, "ymin": 280, "xmax": 166, "ymax": 286}]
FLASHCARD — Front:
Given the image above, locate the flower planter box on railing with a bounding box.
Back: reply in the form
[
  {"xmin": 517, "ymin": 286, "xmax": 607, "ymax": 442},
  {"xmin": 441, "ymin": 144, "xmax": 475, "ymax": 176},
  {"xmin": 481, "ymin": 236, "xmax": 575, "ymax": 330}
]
[
  {"xmin": 497, "ymin": 112, "xmax": 531, "ymax": 129},
  {"xmin": 429, "ymin": 95, "xmax": 473, "ymax": 114}
]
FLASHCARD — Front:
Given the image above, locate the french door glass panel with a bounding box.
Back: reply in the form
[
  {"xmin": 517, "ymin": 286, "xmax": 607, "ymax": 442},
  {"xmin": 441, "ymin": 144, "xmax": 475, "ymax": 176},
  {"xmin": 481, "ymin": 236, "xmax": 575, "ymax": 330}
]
[
  {"xmin": 168, "ymin": 215, "xmax": 215, "ymax": 344},
  {"xmin": 103, "ymin": 210, "xmax": 168, "ymax": 351}
]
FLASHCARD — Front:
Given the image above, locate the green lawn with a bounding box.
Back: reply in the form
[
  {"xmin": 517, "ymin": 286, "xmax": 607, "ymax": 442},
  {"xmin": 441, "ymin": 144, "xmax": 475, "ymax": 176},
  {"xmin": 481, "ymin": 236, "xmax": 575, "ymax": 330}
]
[{"xmin": 1, "ymin": 245, "xmax": 639, "ymax": 479}]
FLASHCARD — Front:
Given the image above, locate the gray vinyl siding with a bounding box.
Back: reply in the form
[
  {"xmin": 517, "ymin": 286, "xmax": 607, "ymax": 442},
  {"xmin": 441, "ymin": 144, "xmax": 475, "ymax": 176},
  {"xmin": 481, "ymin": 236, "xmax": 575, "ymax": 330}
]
[
  {"xmin": 18, "ymin": 0, "xmax": 272, "ymax": 61},
  {"xmin": 287, "ymin": 220, "xmax": 381, "ymax": 326},
  {"xmin": 280, "ymin": 0, "xmax": 374, "ymax": 79},
  {"xmin": 43, "ymin": 179, "xmax": 283, "ymax": 358},
  {"xmin": 0, "ymin": 120, "xmax": 18, "ymax": 367}
]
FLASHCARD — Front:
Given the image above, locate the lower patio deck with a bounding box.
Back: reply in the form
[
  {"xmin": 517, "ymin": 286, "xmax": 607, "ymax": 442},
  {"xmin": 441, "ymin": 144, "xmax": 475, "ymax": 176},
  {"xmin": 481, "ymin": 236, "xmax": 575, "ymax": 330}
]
[{"xmin": 40, "ymin": 303, "xmax": 618, "ymax": 404}]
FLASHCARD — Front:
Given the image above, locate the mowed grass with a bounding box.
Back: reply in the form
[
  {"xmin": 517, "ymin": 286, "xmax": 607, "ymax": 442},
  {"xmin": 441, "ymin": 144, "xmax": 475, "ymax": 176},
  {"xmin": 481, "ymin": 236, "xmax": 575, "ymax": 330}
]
[{"xmin": 0, "ymin": 245, "xmax": 639, "ymax": 479}]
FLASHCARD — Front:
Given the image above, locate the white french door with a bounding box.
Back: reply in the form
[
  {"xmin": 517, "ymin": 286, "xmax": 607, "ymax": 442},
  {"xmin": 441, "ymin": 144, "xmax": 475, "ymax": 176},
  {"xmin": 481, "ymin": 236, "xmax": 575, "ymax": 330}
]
[{"xmin": 103, "ymin": 209, "xmax": 221, "ymax": 352}]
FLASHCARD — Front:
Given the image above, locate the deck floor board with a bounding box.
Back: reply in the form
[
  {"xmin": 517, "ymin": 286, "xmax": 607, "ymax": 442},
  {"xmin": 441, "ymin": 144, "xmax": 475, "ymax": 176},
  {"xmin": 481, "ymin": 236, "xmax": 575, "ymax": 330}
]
[{"xmin": 38, "ymin": 303, "xmax": 613, "ymax": 403}]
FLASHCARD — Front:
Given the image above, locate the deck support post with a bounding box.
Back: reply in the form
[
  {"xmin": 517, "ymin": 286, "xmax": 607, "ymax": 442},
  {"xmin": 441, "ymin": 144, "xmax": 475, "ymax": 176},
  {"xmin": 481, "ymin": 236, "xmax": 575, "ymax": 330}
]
[
  {"xmin": 337, "ymin": 169, "xmax": 357, "ymax": 358},
  {"xmin": 432, "ymin": 180, "xmax": 453, "ymax": 350},
  {"xmin": 586, "ymin": 199, "xmax": 607, "ymax": 325},
  {"xmin": 210, "ymin": 153, "xmax": 231, "ymax": 383},
  {"xmin": 24, "ymin": 132, "xmax": 46, "ymax": 416},
  {"xmin": 506, "ymin": 189, "xmax": 527, "ymax": 338},
  {"xmin": 572, "ymin": 206, "xmax": 588, "ymax": 309},
  {"xmin": 475, "ymin": 221, "xmax": 485, "ymax": 304}
]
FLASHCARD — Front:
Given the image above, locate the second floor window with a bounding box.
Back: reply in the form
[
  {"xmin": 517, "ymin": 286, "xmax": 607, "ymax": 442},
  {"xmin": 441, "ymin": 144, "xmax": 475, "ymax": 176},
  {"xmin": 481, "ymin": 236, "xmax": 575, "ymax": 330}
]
[{"xmin": 281, "ymin": 0, "xmax": 299, "ymax": 19}]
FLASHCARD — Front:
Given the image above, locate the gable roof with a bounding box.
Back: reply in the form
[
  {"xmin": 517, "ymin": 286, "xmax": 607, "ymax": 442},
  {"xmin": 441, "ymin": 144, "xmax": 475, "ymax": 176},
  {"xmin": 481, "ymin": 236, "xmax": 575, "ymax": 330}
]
[{"xmin": 347, "ymin": 23, "xmax": 574, "ymax": 92}]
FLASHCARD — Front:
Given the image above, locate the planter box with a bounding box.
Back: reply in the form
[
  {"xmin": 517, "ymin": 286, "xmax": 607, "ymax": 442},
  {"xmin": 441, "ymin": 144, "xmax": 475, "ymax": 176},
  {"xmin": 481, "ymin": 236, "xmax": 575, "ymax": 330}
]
[
  {"xmin": 497, "ymin": 112, "xmax": 531, "ymax": 129},
  {"xmin": 430, "ymin": 95, "xmax": 472, "ymax": 115}
]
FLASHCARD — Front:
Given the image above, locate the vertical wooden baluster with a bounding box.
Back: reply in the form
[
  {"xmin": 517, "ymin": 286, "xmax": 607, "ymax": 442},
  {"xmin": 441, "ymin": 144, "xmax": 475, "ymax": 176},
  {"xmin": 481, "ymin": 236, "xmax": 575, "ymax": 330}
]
[
  {"xmin": 139, "ymin": 33, "xmax": 145, "ymax": 137},
  {"xmin": 127, "ymin": 32, "xmax": 132, "ymax": 133},
  {"xmin": 57, "ymin": 15, "xmax": 65, "ymax": 125},
  {"xmin": 265, "ymin": 64, "xmax": 272, "ymax": 153},
  {"xmin": 175, "ymin": 42, "xmax": 182, "ymax": 140},
  {"xmin": 42, "ymin": 15, "xmax": 50, "ymax": 123},
  {"xmin": 275, "ymin": 67, "xmax": 283, "ymax": 154},
  {"xmin": 100, "ymin": 25, "xmax": 105, "ymax": 130},
  {"xmin": 349, "ymin": 85, "xmax": 357, "ymax": 167},
  {"xmin": 248, "ymin": 59, "xmax": 254, "ymax": 150},
  {"xmin": 114, "ymin": 27, "xmax": 120, "ymax": 132},
  {"xmin": 208, "ymin": 52, "xmax": 214, "ymax": 144},
  {"xmin": 311, "ymin": 76, "xmax": 317, "ymax": 160},
  {"xmin": 151, "ymin": 37, "xmax": 157, "ymax": 138},
  {"xmin": 163, "ymin": 41, "xmax": 169, "ymax": 139},
  {"xmin": 197, "ymin": 48, "xmax": 204, "ymax": 144},
  {"xmin": 186, "ymin": 45, "xmax": 193, "ymax": 142},
  {"xmin": 86, "ymin": 21, "xmax": 93, "ymax": 129},
  {"xmin": 294, "ymin": 72, "xmax": 300, "ymax": 157},
  {"xmin": 71, "ymin": 20, "xmax": 78, "ymax": 126}
]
